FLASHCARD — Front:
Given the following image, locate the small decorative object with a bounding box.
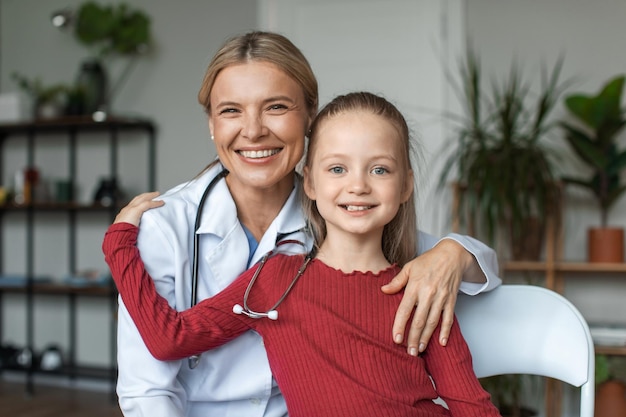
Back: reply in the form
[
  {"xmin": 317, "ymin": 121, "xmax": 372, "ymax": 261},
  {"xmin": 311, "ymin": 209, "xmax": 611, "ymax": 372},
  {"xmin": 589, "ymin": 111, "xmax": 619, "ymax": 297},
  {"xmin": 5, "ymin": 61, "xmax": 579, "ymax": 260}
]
[
  {"xmin": 560, "ymin": 75, "xmax": 626, "ymax": 263},
  {"xmin": 39, "ymin": 345, "xmax": 63, "ymax": 371},
  {"xmin": 54, "ymin": 179, "xmax": 74, "ymax": 203},
  {"xmin": 75, "ymin": 59, "xmax": 107, "ymax": 115},
  {"xmin": 93, "ymin": 177, "xmax": 123, "ymax": 207}
]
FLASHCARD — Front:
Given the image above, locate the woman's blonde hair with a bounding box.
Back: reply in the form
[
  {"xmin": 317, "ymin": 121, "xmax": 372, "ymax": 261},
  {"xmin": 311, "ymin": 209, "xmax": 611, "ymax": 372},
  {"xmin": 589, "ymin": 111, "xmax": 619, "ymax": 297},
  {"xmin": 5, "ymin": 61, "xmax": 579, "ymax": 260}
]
[
  {"xmin": 302, "ymin": 92, "xmax": 418, "ymax": 266},
  {"xmin": 198, "ymin": 31, "xmax": 318, "ymax": 119}
]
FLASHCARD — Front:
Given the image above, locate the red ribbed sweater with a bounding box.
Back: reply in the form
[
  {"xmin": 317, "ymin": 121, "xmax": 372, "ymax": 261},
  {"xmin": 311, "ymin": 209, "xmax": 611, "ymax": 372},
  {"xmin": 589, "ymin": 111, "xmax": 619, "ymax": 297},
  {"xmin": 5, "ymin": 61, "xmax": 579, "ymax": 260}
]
[{"xmin": 103, "ymin": 223, "xmax": 500, "ymax": 417}]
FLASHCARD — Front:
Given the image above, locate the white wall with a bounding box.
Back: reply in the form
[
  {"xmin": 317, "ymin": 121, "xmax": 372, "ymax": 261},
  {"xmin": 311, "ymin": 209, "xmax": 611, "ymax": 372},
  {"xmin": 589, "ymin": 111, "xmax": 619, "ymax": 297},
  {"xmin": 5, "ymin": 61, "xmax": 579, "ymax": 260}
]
[{"xmin": 259, "ymin": 0, "xmax": 465, "ymax": 237}]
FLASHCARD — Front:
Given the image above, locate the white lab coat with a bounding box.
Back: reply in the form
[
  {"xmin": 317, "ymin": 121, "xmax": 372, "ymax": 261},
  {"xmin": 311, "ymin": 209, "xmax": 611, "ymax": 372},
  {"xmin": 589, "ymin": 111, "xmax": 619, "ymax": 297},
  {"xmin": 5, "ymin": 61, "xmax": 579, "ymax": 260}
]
[{"xmin": 115, "ymin": 163, "xmax": 501, "ymax": 417}]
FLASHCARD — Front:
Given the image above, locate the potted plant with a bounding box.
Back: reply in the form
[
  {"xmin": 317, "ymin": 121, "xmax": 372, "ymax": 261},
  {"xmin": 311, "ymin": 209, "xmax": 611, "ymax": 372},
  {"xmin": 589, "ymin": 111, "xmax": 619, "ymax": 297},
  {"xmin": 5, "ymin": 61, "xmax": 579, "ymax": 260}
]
[
  {"xmin": 439, "ymin": 50, "xmax": 571, "ymax": 260},
  {"xmin": 11, "ymin": 72, "xmax": 68, "ymax": 119},
  {"xmin": 560, "ymin": 75, "xmax": 626, "ymax": 263},
  {"xmin": 595, "ymin": 354, "xmax": 626, "ymax": 417},
  {"xmin": 65, "ymin": 1, "xmax": 153, "ymax": 117},
  {"xmin": 479, "ymin": 374, "xmax": 539, "ymax": 417}
]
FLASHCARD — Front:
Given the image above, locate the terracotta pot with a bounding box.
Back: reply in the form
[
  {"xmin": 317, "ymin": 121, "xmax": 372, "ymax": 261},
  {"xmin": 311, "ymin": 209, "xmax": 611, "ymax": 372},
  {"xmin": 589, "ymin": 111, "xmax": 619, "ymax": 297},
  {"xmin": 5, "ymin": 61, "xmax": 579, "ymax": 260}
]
[
  {"xmin": 588, "ymin": 228, "xmax": 624, "ymax": 263},
  {"xmin": 595, "ymin": 380, "xmax": 626, "ymax": 417}
]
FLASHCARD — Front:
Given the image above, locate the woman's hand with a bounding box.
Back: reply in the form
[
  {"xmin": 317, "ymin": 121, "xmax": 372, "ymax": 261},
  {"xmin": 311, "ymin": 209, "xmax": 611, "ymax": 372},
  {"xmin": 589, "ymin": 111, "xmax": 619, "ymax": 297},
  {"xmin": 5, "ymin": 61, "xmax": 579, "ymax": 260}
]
[
  {"xmin": 381, "ymin": 239, "xmax": 483, "ymax": 356},
  {"xmin": 114, "ymin": 191, "xmax": 164, "ymax": 226}
]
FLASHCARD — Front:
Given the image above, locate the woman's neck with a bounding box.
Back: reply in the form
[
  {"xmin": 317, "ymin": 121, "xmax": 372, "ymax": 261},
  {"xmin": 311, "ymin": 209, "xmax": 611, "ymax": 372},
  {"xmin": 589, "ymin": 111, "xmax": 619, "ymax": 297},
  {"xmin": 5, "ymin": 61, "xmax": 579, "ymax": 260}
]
[
  {"xmin": 227, "ymin": 175, "xmax": 295, "ymax": 242},
  {"xmin": 315, "ymin": 231, "xmax": 390, "ymax": 274}
]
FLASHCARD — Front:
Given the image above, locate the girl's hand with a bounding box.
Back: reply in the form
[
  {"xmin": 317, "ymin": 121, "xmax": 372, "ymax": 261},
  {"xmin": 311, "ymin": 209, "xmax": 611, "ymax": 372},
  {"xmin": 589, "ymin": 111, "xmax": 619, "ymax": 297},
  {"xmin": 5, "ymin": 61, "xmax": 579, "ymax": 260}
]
[{"xmin": 114, "ymin": 191, "xmax": 164, "ymax": 226}]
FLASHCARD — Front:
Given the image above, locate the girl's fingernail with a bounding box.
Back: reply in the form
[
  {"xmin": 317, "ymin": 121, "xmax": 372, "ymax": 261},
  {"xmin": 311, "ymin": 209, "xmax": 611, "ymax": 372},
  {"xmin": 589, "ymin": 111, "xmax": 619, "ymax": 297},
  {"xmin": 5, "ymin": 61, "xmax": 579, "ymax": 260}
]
[{"xmin": 394, "ymin": 334, "xmax": 403, "ymax": 343}]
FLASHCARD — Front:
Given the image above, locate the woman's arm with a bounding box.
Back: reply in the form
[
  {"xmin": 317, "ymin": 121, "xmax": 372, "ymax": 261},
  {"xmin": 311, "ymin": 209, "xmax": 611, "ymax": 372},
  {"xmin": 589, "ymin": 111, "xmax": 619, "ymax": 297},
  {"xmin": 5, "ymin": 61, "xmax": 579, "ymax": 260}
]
[{"xmin": 382, "ymin": 231, "xmax": 502, "ymax": 355}]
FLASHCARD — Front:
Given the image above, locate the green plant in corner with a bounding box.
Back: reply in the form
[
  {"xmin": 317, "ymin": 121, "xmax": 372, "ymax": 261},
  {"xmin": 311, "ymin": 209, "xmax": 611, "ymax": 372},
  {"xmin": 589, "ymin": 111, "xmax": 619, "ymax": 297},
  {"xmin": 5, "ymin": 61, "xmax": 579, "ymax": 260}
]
[
  {"xmin": 439, "ymin": 49, "xmax": 571, "ymax": 260},
  {"xmin": 560, "ymin": 75, "xmax": 626, "ymax": 228}
]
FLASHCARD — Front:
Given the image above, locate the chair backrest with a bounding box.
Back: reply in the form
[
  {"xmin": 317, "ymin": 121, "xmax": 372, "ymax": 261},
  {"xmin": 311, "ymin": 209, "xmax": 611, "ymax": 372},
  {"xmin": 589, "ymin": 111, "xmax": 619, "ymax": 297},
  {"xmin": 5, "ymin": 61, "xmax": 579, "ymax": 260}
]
[{"xmin": 455, "ymin": 284, "xmax": 595, "ymax": 417}]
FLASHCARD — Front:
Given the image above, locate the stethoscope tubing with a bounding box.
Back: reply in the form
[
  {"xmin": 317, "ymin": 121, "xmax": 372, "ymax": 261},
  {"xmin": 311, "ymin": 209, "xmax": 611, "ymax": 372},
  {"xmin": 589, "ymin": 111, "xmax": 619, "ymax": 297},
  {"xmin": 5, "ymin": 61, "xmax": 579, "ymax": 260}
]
[{"xmin": 187, "ymin": 168, "xmax": 311, "ymax": 369}]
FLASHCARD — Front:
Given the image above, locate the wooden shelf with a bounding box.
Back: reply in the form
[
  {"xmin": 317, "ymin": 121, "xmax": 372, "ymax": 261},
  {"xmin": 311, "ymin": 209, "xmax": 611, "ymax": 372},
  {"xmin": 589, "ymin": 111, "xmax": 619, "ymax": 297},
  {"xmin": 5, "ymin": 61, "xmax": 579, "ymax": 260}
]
[
  {"xmin": 0, "ymin": 116, "xmax": 155, "ymax": 399},
  {"xmin": 503, "ymin": 261, "xmax": 626, "ymax": 273},
  {"xmin": 0, "ymin": 283, "xmax": 115, "ymax": 296},
  {"xmin": 595, "ymin": 345, "xmax": 626, "ymax": 356},
  {"xmin": 0, "ymin": 202, "xmax": 122, "ymax": 212}
]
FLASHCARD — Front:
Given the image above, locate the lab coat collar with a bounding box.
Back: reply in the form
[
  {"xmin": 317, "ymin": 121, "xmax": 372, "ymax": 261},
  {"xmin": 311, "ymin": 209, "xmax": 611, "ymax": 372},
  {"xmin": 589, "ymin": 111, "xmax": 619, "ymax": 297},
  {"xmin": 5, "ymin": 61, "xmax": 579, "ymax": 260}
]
[{"xmin": 194, "ymin": 163, "xmax": 308, "ymax": 254}]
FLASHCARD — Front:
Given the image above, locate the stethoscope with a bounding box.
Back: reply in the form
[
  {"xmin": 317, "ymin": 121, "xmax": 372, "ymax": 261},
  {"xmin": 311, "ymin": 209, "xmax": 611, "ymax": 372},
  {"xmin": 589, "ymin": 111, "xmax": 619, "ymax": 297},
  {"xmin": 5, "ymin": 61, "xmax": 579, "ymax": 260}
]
[{"xmin": 188, "ymin": 169, "xmax": 313, "ymax": 369}]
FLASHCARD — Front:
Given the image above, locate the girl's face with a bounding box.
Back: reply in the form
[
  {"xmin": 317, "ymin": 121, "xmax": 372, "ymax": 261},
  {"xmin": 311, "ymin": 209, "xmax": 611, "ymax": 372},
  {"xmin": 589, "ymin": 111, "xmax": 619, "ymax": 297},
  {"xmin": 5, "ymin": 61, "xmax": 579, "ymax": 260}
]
[
  {"xmin": 304, "ymin": 110, "xmax": 413, "ymax": 242},
  {"xmin": 208, "ymin": 61, "xmax": 312, "ymax": 196}
]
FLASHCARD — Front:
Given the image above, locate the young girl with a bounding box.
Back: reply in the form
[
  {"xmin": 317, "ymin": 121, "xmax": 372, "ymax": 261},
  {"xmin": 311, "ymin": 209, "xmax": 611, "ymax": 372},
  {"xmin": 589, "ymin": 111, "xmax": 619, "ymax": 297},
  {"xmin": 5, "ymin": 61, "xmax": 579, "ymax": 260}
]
[{"xmin": 103, "ymin": 92, "xmax": 500, "ymax": 417}]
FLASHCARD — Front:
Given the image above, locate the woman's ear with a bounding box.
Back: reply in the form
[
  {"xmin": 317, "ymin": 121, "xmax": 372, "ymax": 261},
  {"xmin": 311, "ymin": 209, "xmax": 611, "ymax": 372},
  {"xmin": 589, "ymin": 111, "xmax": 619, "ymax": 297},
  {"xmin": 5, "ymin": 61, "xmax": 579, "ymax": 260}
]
[
  {"xmin": 303, "ymin": 166, "xmax": 316, "ymax": 200},
  {"xmin": 401, "ymin": 170, "xmax": 414, "ymax": 203},
  {"xmin": 208, "ymin": 116, "xmax": 214, "ymax": 139}
]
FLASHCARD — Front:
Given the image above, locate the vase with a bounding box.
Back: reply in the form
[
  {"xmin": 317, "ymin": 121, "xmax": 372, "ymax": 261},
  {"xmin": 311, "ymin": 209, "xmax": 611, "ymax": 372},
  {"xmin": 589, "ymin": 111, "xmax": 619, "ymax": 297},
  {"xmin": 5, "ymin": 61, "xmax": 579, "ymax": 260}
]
[
  {"xmin": 595, "ymin": 380, "xmax": 626, "ymax": 417},
  {"xmin": 76, "ymin": 59, "xmax": 107, "ymax": 116},
  {"xmin": 588, "ymin": 227, "xmax": 624, "ymax": 263}
]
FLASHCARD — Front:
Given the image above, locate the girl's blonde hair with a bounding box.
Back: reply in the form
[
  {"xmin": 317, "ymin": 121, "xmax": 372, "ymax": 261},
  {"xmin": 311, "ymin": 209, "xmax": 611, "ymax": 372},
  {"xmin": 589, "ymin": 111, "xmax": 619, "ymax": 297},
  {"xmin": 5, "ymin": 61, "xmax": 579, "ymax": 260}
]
[{"xmin": 302, "ymin": 92, "xmax": 418, "ymax": 266}]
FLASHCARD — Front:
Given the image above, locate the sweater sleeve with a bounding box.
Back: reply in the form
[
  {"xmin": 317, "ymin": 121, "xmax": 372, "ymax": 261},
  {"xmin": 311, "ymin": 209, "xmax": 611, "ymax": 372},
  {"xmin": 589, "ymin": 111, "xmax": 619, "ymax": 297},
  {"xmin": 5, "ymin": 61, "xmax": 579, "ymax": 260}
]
[
  {"xmin": 422, "ymin": 318, "xmax": 501, "ymax": 416},
  {"xmin": 102, "ymin": 222, "xmax": 253, "ymax": 361}
]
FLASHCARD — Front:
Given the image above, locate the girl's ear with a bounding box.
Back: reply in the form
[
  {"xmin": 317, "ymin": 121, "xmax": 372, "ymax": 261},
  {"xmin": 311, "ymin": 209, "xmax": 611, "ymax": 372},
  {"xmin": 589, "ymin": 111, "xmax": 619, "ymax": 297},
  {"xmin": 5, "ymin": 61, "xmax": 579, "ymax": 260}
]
[
  {"xmin": 303, "ymin": 166, "xmax": 316, "ymax": 200},
  {"xmin": 401, "ymin": 170, "xmax": 414, "ymax": 203}
]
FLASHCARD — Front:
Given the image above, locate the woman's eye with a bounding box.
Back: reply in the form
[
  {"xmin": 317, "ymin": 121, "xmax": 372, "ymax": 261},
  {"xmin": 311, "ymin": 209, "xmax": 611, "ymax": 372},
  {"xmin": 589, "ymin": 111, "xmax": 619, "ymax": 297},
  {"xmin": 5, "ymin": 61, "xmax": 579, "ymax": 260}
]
[
  {"xmin": 218, "ymin": 108, "xmax": 239, "ymax": 115},
  {"xmin": 330, "ymin": 166, "xmax": 345, "ymax": 174},
  {"xmin": 372, "ymin": 167, "xmax": 388, "ymax": 175},
  {"xmin": 268, "ymin": 104, "xmax": 288, "ymax": 111}
]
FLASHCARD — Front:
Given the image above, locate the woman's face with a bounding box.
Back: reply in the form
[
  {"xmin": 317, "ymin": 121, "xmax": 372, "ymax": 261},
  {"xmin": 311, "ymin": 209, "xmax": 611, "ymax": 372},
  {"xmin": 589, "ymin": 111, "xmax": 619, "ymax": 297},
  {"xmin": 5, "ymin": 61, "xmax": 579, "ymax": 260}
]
[{"xmin": 208, "ymin": 61, "xmax": 311, "ymax": 195}]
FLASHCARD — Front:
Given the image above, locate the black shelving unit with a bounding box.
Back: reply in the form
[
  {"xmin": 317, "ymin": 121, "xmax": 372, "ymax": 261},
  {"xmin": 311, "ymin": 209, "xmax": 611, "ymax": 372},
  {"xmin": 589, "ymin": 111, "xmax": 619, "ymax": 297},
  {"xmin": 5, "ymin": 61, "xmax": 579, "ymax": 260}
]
[{"xmin": 0, "ymin": 116, "xmax": 156, "ymax": 399}]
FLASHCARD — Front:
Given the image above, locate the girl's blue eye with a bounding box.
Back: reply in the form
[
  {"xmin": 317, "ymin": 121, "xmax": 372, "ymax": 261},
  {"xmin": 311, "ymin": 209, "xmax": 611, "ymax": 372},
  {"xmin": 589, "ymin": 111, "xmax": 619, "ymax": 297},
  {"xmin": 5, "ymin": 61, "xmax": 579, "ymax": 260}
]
[
  {"xmin": 330, "ymin": 166, "xmax": 344, "ymax": 174},
  {"xmin": 372, "ymin": 167, "xmax": 388, "ymax": 175}
]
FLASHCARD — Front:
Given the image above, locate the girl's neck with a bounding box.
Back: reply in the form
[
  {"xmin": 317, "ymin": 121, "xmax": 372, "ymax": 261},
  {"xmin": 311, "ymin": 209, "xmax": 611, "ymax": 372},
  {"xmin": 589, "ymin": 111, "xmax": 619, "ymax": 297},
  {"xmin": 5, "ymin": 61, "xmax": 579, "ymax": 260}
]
[
  {"xmin": 315, "ymin": 231, "xmax": 390, "ymax": 274},
  {"xmin": 227, "ymin": 176, "xmax": 295, "ymax": 242}
]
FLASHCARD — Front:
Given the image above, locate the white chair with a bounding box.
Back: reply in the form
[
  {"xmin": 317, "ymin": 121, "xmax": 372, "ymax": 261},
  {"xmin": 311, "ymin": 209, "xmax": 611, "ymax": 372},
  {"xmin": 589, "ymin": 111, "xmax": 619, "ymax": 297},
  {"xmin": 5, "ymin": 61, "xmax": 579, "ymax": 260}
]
[{"xmin": 455, "ymin": 284, "xmax": 595, "ymax": 417}]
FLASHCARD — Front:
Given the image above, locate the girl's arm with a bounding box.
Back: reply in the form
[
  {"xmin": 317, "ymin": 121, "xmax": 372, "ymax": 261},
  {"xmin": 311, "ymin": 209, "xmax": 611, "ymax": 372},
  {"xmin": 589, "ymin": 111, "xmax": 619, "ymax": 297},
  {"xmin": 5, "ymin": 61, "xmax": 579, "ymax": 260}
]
[{"xmin": 103, "ymin": 192, "xmax": 253, "ymax": 361}]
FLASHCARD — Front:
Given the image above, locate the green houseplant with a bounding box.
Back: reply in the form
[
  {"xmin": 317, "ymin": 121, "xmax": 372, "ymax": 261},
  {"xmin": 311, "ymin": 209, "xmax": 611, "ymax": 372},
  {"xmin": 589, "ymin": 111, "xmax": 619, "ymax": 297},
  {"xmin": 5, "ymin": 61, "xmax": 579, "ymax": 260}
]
[
  {"xmin": 67, "ymin": 1, "xmax": 153, "ymax": 117},
  {"xmin": 439, "ymin": 50, "xmax": 570, "ymax": 260},
  {"xmin": 73, "ymin": 1, "xmax": 152, "ymax": 58},
  {"xmin": 560, "ymin": 75, "xmax": 626, "ymax": 262},
  {"xmin": 11, "ymin": 72, "xmax": 69, "ymax": 119}
]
